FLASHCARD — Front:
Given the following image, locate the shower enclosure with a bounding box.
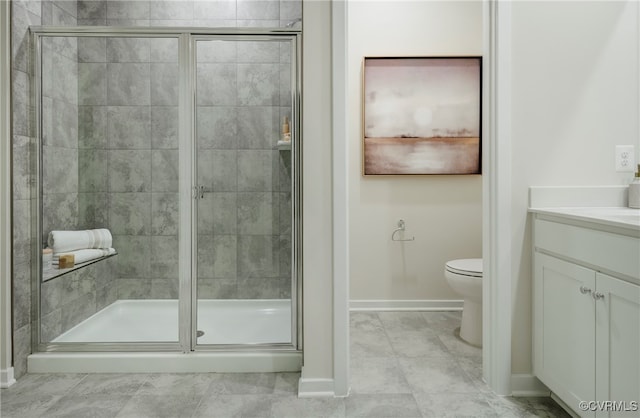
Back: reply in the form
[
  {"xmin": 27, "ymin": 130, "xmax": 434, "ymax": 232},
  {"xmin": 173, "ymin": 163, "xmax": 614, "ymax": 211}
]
[{"xmin": 29, "ymin": 27, "xmax": 301, "ymax": 371}]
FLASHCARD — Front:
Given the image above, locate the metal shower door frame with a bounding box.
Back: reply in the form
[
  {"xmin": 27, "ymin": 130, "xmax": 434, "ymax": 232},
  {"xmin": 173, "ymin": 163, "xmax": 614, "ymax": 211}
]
[{"xmin": 29, "ymin": 27, "xmax": 302, "ymax": 355}]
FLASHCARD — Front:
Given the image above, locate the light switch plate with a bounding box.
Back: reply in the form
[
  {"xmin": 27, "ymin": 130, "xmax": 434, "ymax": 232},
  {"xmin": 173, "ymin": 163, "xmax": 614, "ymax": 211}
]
[{"xmin": 615, "ymin": 145, "xmax": 635, "ymax": 172}]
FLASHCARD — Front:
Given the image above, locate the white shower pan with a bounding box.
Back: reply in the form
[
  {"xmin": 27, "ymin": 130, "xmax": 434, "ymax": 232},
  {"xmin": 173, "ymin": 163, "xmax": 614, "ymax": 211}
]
[{"xmin": 52, "ymin": 299, "xmax": 291, "ymax": 344}]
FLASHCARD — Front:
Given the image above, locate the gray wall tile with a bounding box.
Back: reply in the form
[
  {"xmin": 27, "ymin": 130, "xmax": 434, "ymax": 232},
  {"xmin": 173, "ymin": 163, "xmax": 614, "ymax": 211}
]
[
  {"xmin": 79, "ymin": 149, "xmax": 109, "ymax": 192},
  {"xmin": 197, "ymin": 40, "xmax": 237, "ymax": 63},
  {"xmin": 107, "ymin": 63, "xmax": 151, "ymax": 106},
  {"xmin": 12, "ymin": 262, "xmax": 31, "ymax": 331},
  {"xmin": 109, "ymin": 150, "xmax": 152, "ymax": 192},
  {"xmin": 54, "ymin": 0, "xmax": 78, "ymax": 18},
  {"xmin": 108, "ymin": 106, "xmax": 151, "ymax": 149},
  {"xmin": 237, "ymin": 0, "xmax": 279, "ymax": 20},
  {"xmin": 79, "ymin": 105, "xmax": 108, "ymax": 149},
  {"xmin": 78, "ymin": 37, "xmax": 107, "ymax": 63},
  {"xmin": 279, "ymin": 192, "xmax": 291, "ymax": 235},
  {"xmin": 196, "ymin": 106, "xmax": 237, "ymax": 149},
  {"xmin": 43, "ymin": 193, "xmax": 79, "ymax": 241},
  {"xmin": 237, "ymin": 63, "xmax": 279, "ymax": 106},
  {"xmin": 50, "ymin": 99, "xmax": 79, "ymax": 148},
  {"xmin": 12, "ymin": 200, "xmax": 31, "ymax": 266},
  {"xmin": 237, "ymin": 41, "xmax": 279, "ymax": 63},
  {"xmin": 151, "ymin": 193, "xmax": 179, "ymax": 235},
  {"xmin": 79, "ymin": 63, "xmax": 107, "ymax": 105},
  {"xmin": 11, "ymin": 3, "xmax": 41, "ymax": 73},
  {"xmin": 237, "ymin": 277, "xmax": 288, "ymax": 299},
  {"xmin": 12, "ymin": 70, "xmax": 30, "ymax": 136},
  {"xmin": 149, "ymin": 1, "xmax": 193, "ymax": 20},
  {"xmin": 198, "ymin": 149, "xmax": 237, "ymax": 191},
  {"xmin": 198, "ymin": 278, "xmax": 236, "ymax": 299},
  {"xmin": 117, "ymin": 278, "xmax": 152, "ymax": 299},
  {"xmin": 237, "ymin": 150, "xmax": 274, "ymax": 191},
  {"xmin": 194, "ymin": 0, "xmax": 236, "ymax": 20},
  {"xmin": 151, "ymin": 235, "xmax": 179, "ymax": 279},
  {"xmin": 151, "ymin": 106, "xmax": 178, "ymax": 149},
  {"xmin": 204, "ymin": 192, "xmax": 237, "ymax": 235},
  {"xmin": 152, "ymin": 150, "xmax": 179, "ymax": 192},
  {"xmin": 150, "ymin": 38, "xmax": 179, "ymax": 63},
  {"xmin": 107, "ymin": 1, "xmax": 150, "ymax": 19},
  {"xmin": 78, "ymin": 0, "xmax": 106, "ymax": 19},
  {"xmin": 12, "ymin": 135, "xmax": 32, "ymax": 201},
  {"xmin": 151, "ymin": 278, "xmax": 179, "ymax": 299},
  {"xmin": 280, "ymin": 0, "xmax": 301, "ymax": 21},
  {"xmin": 43, "ymin": 146, "xmax": 78, "ymax": 193},
  {"xmin": 109, "ymin": 193, "xmax": 152, "ymax": 234},
  {"xmin": 237, "ymin": 192, "xmax": 278, "ymax": 235},
  {"xmin": 61, "ymin": 292, "xmax": 97, "ymax": 331},
  {"xmin": 237, "ymin": 235, "xmax": 279, "ymax": 278},
  {"xmin": 151, "ymin": 63, "xmax": 179, "ymax": 105},
  {"xmin": 78, "ymin": 192, "xmax": 109, "ymax": 228},
  {"xmin": 197, "ymin": 64, "xmax": 237, "ymax": 106},
  {"xmin": 114, "ymin": 235, "xmax": 151, "ymax": 277},
  {"xmin": 106, "ymin": 37, "xmax": 151, "ymax": 62},
  {"xmin": 106, "ymin": 18, "xmax": 150, "ymax": 26},
  {"xmin": 236, "ymin": 106, "xmax": 278, "ymax": 149},
  {"xmin": 52, "ymin": 53, "xmax": 79, "ymax": 104},
  {"xmin": 198, "ymin": 235, "xmax": 237, "ymax": 278}
]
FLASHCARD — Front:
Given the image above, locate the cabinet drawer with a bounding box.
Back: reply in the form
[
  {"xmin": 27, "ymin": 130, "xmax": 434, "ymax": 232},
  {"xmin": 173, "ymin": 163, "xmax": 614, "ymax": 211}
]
[{"xmin": 534, "ymin": 219, "xmax": 640, "ymax": 281}]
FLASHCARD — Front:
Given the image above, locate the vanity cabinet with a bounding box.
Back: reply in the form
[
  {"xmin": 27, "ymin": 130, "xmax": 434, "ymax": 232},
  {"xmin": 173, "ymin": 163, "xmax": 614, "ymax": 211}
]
[{"xmin": 533, "ymin": 215, "xmax": 640, "ymax": 417}]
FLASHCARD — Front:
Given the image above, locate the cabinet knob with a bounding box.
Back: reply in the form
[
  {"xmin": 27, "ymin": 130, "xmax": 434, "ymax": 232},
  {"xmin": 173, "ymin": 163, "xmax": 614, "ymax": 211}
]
[
  {"xmin": 592, "ymin": 291, "xmax": 605, "ymax": 301},
  {"xmin": 579, "ymin": 286, "xmax": 592, "ymax": 295}
]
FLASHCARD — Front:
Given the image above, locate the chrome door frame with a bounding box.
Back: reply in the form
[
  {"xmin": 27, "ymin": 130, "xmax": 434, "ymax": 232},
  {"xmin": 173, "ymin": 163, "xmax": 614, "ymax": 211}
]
[{"xmin": 29, "ymin": 27, "xmax": 302, "ymax": 355}]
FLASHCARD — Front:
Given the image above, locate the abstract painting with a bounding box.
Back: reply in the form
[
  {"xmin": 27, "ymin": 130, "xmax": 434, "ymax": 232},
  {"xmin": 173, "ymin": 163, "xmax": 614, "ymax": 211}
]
[{"xmin": 363, "ymin": 57, "xmax": 482, "ymax": 175}]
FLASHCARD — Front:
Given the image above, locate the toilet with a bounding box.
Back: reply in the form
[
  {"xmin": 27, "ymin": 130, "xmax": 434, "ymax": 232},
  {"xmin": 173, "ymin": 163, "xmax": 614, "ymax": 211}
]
[{"xmin": 445, "ymin": 258, "xmax": 483, "ymax": 347}]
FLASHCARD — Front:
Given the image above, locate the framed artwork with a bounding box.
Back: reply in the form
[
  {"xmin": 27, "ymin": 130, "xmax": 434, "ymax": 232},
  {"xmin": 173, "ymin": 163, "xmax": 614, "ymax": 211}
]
[{"xmin": 362, "ymin": 56, "xmax": 482, "ymax": 175}]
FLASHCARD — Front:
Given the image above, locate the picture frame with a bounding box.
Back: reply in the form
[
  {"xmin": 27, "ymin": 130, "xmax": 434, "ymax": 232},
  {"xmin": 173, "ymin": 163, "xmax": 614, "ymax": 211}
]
[{"xmin": 362, "ymin": 56, "xmax": 482, "ymax": 175}]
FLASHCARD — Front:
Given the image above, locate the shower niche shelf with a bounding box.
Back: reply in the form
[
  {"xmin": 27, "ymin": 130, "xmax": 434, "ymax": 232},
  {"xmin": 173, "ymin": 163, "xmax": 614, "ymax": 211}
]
[
  {"xmin": 42, "ymin": 252, "xmax": 118, "ymax": 282},
  {"xmin": 276, "ymin": 141, "xmax": 291, "ymax": 150}
]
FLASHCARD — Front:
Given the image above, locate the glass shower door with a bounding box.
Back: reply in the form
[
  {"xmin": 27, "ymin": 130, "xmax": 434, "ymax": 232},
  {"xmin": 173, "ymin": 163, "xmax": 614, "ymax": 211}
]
[
  {"xmin": 193, "ymin": 36, "xmax": 297, "ymax": 347},
  {"xmin": 37, "ymin": 34, "xmax": 182, "ymax": 346}
]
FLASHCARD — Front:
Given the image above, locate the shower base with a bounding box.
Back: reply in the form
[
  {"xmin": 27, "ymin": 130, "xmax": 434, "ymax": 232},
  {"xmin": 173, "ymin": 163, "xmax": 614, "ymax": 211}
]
[
  {"xmin": 28, "ymin": 299, "xmax": 301, "ymax": 373},
  {"xmin": 51, "ymin": 299, "xmax": 291, "ymax": 344}
]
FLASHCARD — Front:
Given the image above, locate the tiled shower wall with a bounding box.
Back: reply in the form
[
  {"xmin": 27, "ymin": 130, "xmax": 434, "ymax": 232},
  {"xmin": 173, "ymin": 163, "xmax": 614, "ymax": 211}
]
[{"xmin": 11, "ymin": 0, "xmax": 301, "ymax": 378}]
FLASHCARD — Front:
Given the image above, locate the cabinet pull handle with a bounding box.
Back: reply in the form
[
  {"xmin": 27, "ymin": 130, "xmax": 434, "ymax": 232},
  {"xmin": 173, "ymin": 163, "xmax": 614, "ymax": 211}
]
[
  {"xmin": 579, "ymin": 286, "xmax": 592, "ymax": 295},
  {"xmin": 592, "ymin": 291, "xmax": 605, "ymax": 301}
]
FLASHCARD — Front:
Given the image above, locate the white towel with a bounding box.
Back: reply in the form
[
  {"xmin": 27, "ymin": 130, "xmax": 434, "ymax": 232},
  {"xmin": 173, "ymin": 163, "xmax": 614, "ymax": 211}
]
[
  {"xmin": 48, "ymin": 229, "xmax": 113, "ymax": 254},
  {"xmin": 53, "ymin": 248, "xmax": 116, "ymax": 266}
]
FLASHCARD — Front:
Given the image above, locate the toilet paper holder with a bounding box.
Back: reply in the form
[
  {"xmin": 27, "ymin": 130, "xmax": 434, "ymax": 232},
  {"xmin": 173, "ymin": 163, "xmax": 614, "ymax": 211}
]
[{"xmin": 391, "ymin": 219, "xmax": 415, "ymax": 242}]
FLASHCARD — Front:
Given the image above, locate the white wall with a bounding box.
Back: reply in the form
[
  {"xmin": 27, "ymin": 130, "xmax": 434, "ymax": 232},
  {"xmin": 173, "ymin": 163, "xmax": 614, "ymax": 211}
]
[
  {"xmin": 348, "ymin": 1, "xmax": 483, "ymax": 302},
  {"xmin": 510, "ymin": 0, "xmax": 640, "ymax": 374},
  {"xmin": 301, "ymin": 0, "xmax": 334, "ymax": 383},
  {"xmin": 1, "ymin": 0, "xmax": 14, "ymax": 388}
]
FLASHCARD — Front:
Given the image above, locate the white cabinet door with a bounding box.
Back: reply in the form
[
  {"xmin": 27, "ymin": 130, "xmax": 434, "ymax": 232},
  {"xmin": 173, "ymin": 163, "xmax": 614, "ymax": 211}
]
[
  {"xmin": 534, "ymin": 253, "xmax": 597, "ymax": 417},
  {"xmin": 595, "ymin": 273, "xmax": 640, "ymax": 418}
]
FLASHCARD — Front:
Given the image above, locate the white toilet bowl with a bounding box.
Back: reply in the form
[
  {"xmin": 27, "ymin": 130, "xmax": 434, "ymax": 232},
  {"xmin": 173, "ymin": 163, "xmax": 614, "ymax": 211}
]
[{"xmin": 445, "ymin": 258, "xmax": 483, "ymax": 347}]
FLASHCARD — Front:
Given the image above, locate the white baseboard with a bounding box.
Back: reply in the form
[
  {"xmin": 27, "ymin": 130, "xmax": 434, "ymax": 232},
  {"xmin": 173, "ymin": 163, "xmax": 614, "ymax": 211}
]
[
  {"xmin": 350, "ymin": 299, "xmax": 463, "ymax": 312},
  {"xmin": 297, "ymin": 377, "xmax": 336, "ymax": 398},
  {"xmin": 510, "ymin": 374, "xmax": 551, "ymax": 397},
  {"xmin": 551, "ymin": 392, "xmax": 579, "ymax": 418},
  {"xmin": 0, "ymin": 367, "xmax": 16, "ymax": 388}
]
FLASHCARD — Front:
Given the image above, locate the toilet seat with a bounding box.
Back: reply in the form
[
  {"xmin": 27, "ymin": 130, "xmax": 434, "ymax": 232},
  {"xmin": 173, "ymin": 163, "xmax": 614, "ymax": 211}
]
[{"xmin": 445, "ymin": 259, "xmax": 482, "ymax": 277}]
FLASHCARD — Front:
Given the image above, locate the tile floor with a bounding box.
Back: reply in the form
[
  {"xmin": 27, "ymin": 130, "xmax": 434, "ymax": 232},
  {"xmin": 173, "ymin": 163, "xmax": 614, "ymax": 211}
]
[{"xmin": 0, "ymin": 311, "xmax": 571, "ymax": 417}]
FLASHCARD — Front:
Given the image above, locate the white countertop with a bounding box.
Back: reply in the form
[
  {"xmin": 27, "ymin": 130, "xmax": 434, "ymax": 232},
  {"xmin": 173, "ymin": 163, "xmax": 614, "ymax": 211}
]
[{"xmin": 529, "ymin": 206, "xmax": 640, "ymax": 231}]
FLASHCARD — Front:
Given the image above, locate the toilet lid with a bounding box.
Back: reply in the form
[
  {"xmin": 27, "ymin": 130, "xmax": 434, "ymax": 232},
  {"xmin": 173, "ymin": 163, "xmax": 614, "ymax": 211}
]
[{"xmin": 446, "ymin": 258, "xmax": 483, "ymax": 277}]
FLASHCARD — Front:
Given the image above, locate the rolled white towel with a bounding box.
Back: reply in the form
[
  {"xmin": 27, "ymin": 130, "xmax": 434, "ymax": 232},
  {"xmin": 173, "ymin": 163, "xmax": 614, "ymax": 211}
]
[
  {"xmin": 53, "ymin": 248, "xmax": 116, "ymax": 266},
  {"xmin": 48, "ymin": 229, "xmax": 113, "ymax": 254}
]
